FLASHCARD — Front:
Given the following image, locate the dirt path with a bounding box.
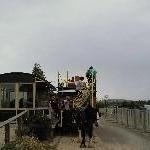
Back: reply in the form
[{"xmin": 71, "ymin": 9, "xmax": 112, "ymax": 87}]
[
  {"xmin": 1, "ymin": 119, "xmax": 149, "ymax": 150},
  {"xmin": 56, "ymin": 119, "xmax": 150, "ymax": 150},
  {"xmin": 94, "ymin": 119, "xmax": 150, "ymax": 150}
]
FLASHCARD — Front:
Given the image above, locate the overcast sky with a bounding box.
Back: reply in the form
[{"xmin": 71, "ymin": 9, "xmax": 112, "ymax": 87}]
[{"xmin": 0, "ymin": 0, "xmax": 150, "ymax": 100}]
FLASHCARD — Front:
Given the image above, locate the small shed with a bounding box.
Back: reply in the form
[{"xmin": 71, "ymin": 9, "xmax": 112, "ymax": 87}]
[{"xmin": 0, "ymin": 72, "xmax": 56, "ymax": 109}]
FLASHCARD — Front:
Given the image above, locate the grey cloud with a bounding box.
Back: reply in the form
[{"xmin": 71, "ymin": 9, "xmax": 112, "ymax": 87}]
[{"xmin": 0, "ymin": 0, "xmax": 150, "ymax": 100}]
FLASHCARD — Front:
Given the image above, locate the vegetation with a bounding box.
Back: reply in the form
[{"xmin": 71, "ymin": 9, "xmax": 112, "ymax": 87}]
[
  {"xmin": 1, "ymin": 114, "xmax": 54, "ymax": 150},
  {"xmin": 96, "ymin": 99, "xmax": 150, "ymax": 110},
  {"xmin": 22, "ymin": 114, "xmax": 51, "ymax": 140},
  {"xmin": 1, "ymin": 136, "xmax": 56, "ymax": 150},
  {"xmin": 32, "ymin": 63, "xmax": 46, "ymax": 81}
]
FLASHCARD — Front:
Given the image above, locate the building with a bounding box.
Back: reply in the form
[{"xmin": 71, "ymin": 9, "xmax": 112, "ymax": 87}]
[{"xmin": 0, "ymin": 72, "xmax": 56, "ymax": 120}]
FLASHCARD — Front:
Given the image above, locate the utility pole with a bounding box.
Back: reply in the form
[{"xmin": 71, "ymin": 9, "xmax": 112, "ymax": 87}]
[
  {"xmin": 58, "ymin": 72, "xmax": 60, "ymax": 92},
  {"xmin": 92, "ymin": 71, "xmax": 94, "ymax": 107},
  {"xmin": 66, "ymin": 70, "xmax": 69, "ymax": 87}
]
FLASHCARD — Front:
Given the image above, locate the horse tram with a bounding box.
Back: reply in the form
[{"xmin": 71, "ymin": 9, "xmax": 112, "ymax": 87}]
[{"xmin": 52, "ymin": 66, "xmax": 97, "ymax": 136}]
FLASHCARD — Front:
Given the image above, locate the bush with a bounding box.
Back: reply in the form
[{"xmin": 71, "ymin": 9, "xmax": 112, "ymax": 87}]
[
  {"xmin": 1, "ymin": 136, "xmax": 56, "ymax": 150},
  {"xmin": 1, "ymin": 142, "xmax": 17, "ymax": 150},
  {"xmin": 22, "ymin": 114, "xmax": 51, "ymax": 140}
]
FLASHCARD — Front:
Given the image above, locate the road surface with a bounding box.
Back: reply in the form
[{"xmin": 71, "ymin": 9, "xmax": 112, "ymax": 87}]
[
  {"xmin": 94, "ymin": 119, "xmax": 150, "ymax": 150},
  {"xmin": 55, "ymin": 118, "xmax": 150, "ymax": 149}
]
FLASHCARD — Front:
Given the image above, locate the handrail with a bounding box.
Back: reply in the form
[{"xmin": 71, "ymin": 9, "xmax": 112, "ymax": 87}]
[
  {"xmin": 0, "ymin": 107, "xmax": 52, "ymax": 128},
  {"xmin": 0, "ymin": 107, "xmax": 52, "ymax": 144},
  {"xmin": 0, "ymin": 107, "xmax": 50, "ymax": 111},
  {"xmin": 0, "ymin": 110, "xmax": 28, "ymax": 128}
]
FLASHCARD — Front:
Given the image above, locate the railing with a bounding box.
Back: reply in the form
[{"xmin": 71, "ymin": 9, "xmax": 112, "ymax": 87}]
[
  {"xmin": 0, "ymin": 107, "xmax": 53, "ymax": 145},
  {"xmin": 0, "ymin": 110, "xmax": 28, "ymax": 144},
  {"xmin": 102, "ymin": 107, "xmax": 150, "ymax": 132}
]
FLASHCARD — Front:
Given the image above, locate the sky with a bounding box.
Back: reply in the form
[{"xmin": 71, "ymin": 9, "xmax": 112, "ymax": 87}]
[{"xmin": 0, "ymin": 0, "xmax": 150, "ymax": 100}]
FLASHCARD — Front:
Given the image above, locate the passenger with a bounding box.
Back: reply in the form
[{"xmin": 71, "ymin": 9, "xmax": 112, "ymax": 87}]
[{"xmin": 64, "ymin": 96, "xmax": 70, "ymax": 110}]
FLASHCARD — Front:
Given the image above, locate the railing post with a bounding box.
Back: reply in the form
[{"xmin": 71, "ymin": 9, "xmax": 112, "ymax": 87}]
[
  {"xmin": 148, "ymin": 111, "xmax": 150, "ymax": 130},
  {"xmin": 0, "ymin": 83, "xmax": 2, "ymax": 108},
  {"xmin": 17, "ymin": 117, "xmax": 22, "ymax": 137},
  {"xmin": 127, "ymin": 109, "xmax": 129, "ymax": 127},
  {"xmin": 5, "ymin": 124, "xmax": 10, "ymax": 144},
  {"xmin": 143, "ymin": 109, "xmax": 146, "ymax": 132},
  {"xmin": 60, "ymin": 110, "xmax": 63, "ymax": 127},
  {"xmin": 27, "ymin": 109, "xmax": 29, "ymax": 117},
  {"xmin": 121, "ymin": 108, "xmax": 123, "ymax": 125},
  {"xmin": 33, "ymin": 82, "xmax": 36, "ymax": 110},
  {"xmin": 134, "ymin": 109, "xmax": 137, "ymax": 129},
  {"xmin": 15, "ymin": 83, "xmax": 19, "ymax": 116},
  {"xmin": 115, "ymin": 106, "xmax": 118, "ymax": 122},
  {"xmin": 49, "ymin": 107, "xmax": 52, "ymax": 119},
  {"xmin": 43, "ymin": 110, "xmax": 45, "ymax": 116}
]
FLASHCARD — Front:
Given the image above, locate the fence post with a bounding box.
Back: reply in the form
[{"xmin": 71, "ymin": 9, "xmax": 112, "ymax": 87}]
[
  {"xmin": 5, "ymin": 124, "xmax": 10, "ymax": 144},
  {"xmin": 143, "ymin": 109, "xmax": 146, "ymax": 132},
  {"xmin": 60, "ymin": 110, "xmax": 63, "ymax": 127},
  {"xmin": 148, "ymin": 111, "xmax": 150, "ymax": 129},
  {"xmin": 115, "ymin": 106, "xmax": 118, "ymax": 122},
  {"xmin": 43, "ymin": 110, "xmax": 45, "ymax": 116},
  {"xmin": 48, "ymin": 108, "xmax": 52, "ymax": 119},
  {"xmin": 127, "ymin": 109, "xmax": 129, "ymax": 127},
  {"xmin": 17, "ymin": 117, "xmax": 22, "ymax": 137},
  {"xmin": 122, "ymin": 108, "xmax": 124, "ymax": 125},
  {"xmin": 122, "ymin": 108, "xmax": 124, "ymax": 124},
  {"xmin": 27, "ymin": 109, "xmax": 29, "ymax": 117},
  {"xmin": 134, "ymin": 109, "xmax": 137, "ymax": 129}
]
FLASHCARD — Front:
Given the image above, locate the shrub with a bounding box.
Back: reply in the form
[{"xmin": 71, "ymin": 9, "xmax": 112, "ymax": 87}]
[
  {"xmin": 1, "ymin": 136, "xmax": 56, "ymax": 150},
  {"xmin": 22, "ymin": 114, "xmax": 51, "ymax": 140}
]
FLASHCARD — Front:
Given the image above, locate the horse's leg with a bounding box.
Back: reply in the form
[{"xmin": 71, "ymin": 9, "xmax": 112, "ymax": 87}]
[
  {"xmin": 87, "ymin": 123, "xmax": 93, "ymax": 141},
  {"xmin": 80, "ymin": 128, "xmax": 86, "ymax": 148}
]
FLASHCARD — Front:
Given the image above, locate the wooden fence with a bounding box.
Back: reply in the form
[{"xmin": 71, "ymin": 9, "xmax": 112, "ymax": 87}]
[
  {"xmin": 0, "ymin": 107, "xmax": 53, "ymax": 145},
  {"xmin": 0, "ymin": 110, "xmax": 28, "ymax": 144}
]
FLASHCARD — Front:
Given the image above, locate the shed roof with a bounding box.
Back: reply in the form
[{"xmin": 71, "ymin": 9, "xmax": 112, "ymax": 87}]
[
  {"xmin": 0, "ymin": 72, "xmax": 34, "ymax": 83},
  {"xmin": 0, "ymin": 72, "xmax": 56, "ymax": 91}
]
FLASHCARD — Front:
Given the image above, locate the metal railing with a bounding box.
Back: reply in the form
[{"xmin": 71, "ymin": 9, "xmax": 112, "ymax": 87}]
[{"xmin": 102, "ymin": 107, "xmax": 150, "ymax": 132}]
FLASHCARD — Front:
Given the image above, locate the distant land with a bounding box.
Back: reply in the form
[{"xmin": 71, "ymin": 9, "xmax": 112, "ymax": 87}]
[{"xmin": 107, "ymin": 99, "xmax": 150, "ymax": 102}]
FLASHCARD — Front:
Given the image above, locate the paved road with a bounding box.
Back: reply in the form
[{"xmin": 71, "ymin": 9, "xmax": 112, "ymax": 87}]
[{"xmin": 94, "ymin": 119, "xmax": 150, "ymax": 150}]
